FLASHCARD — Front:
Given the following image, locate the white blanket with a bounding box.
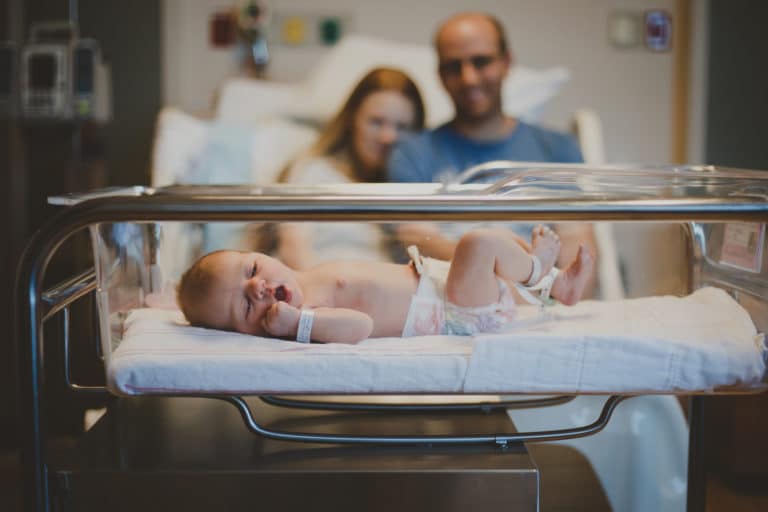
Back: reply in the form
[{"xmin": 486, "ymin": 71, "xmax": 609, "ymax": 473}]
[{"xmin": 108, "ymin": 287, "xmax": 766, "ymax": 396}]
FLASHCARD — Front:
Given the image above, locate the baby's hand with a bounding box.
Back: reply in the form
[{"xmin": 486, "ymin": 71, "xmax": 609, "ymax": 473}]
[{"xmin": 262, "ymin": 302, "xmax": 301, "ymax": 338}]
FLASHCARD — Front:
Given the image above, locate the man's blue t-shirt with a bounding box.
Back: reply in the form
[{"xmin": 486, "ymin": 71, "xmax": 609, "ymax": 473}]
[
  {"xmin": 388, "ymin": 121, "xmax": 583, "ymax": 183},
  {"xmin": 386, "ymin": 121, "xmax": 583, "ymax": 247}
]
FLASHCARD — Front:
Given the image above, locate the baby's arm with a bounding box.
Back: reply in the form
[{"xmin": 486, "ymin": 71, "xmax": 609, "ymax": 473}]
[{"xmin": 262, "ymin": 302, "xmax": 373, "ymax": 344}]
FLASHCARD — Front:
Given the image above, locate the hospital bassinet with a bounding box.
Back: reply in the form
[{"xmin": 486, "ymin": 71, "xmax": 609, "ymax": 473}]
[{"xmin": 16, "ymin": 163, "xmax": 768, "ymax": 511}]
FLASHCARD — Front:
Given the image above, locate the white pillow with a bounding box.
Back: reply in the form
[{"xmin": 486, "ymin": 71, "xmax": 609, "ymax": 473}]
[
  {"xmin": 246, "ymin": 118, "xmax": 317, "ymax": 184},
  {"xmin": 151, "ymin": 107, "xmax": 210, "ymax": 187},
  {"xmin": 150, "ymin": 108, "xmax": 318, "ymax": 264},
  {"xmin": 290, "ymin": 34, "xmax": 570, "ymax": 127},
  {"xmin": 502, "ymin": 66, "xmax": 571, "ymax": 123},
  {"xmin": 150, "ymin": 107, "xmax": 317, "ymax": 187},
  {"xmin": 215, "ymin": 78, "xmax": 301, "ymax": 123}
]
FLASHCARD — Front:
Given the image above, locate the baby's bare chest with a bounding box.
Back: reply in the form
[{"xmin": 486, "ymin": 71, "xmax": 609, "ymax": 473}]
[{"xmin": 327, "ymin": 263, "xmax": 418, "ymax": 312}]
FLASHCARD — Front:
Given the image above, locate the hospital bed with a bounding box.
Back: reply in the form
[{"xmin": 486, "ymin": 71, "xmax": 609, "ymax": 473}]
[
  {"xmin": 149, "ymin": 31, "xmax": 623, "ymax": 292},
  {"xmin": 16, "ymin": 163, "xmax": 768, "ymax": 511}
]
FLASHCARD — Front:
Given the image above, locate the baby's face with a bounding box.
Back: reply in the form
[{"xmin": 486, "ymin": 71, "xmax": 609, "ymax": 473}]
[{"xmin": 201, "ymin": 251, "xmax": 303, "ymax": 335}]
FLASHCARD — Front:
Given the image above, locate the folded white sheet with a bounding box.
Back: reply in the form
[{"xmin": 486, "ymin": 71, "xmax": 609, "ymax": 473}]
[
  {"xmin": 465, "ymin": 287, "xmax": 766, "ymax": 393},
  {"xmin": 108, "ymin": 287, "xmax": 766, "ymax": 396}
]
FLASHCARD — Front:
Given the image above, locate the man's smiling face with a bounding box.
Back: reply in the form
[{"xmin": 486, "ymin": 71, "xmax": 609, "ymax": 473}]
[{"xmin": 436, "ymin": 15, "xmax": 511, "ymax": 125}]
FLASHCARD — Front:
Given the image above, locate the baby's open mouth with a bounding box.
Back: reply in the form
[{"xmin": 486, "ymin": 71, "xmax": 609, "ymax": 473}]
[{"xmin": 275, "ymin": 285, "xmax": 287, "ymax": 302}]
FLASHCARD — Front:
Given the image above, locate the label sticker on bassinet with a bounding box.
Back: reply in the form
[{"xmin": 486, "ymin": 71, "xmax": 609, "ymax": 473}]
[{"xmin": 720, "ymin": 222, "xmax": 765, "ymax": 272}]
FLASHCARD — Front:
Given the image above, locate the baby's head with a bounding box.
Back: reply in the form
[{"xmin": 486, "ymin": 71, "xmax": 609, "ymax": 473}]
[{"xmin": 177, "ymin": 250, "xmax": 303, "ymax": 335}]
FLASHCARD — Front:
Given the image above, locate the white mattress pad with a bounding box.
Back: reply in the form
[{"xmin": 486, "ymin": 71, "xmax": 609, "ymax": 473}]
[{"xmin": 109, "ymin": 287, "xmax": 767, "ymax": 396}]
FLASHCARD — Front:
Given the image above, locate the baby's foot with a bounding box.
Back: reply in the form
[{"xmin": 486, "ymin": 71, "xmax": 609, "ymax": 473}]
[
  {"xmin": 551, "ymin": 244, "xmax": 595, "ymax": 305},
  {"xmin": 530, "ymin": 225, "xmax": 560, "ymax": 281}
]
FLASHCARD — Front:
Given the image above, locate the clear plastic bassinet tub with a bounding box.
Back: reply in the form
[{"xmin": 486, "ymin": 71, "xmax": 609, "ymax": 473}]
[
  {"xmin": 45, "ymin": 164, "xmax": 764, "ymax": 397},
  {"xmin": 48, "ymin": 166, "xmax": 767, "ymax": 394}
]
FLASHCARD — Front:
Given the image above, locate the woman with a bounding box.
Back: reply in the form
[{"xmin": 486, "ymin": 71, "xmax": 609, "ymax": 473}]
[
  {"xmin": 279, "ymin": 67, "xmax": 425, "ymax": 184},
  {"xmin": 275, "ymin": 68, "xmax": 426, "ymax": 269}
]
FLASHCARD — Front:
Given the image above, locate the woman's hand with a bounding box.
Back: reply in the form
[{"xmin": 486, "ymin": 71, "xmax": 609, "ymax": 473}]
[{"xmin": 395, "ymin": 223, "xmax": 457, "ymax": 260}]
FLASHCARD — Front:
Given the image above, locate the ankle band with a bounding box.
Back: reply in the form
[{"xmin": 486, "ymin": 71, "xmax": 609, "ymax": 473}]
[{"xmin": 525, "ymin": 254, "xmax": 542, "ymax": 286}]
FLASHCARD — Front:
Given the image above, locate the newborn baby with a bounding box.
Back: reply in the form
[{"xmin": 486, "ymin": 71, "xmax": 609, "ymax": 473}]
[{"xmin": 177, "ymin": 226, "xmax": 594, "ymax": 344}]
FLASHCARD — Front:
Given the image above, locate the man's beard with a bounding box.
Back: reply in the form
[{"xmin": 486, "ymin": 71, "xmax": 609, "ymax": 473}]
[{"xmin": 455, "ymin": 93, "xmax": 503, "ymax": 125}]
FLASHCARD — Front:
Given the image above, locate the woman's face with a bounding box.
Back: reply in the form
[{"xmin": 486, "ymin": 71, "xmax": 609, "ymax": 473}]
[{"xmin": 352, "ymin": 90, "xmax": 417, "ymax": 178}]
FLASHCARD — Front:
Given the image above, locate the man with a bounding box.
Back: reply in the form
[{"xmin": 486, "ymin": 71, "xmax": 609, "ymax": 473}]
[
  {"xmin": 388, "ymin": 12, "xmax": 582, "ymax": 183},
  {"xmin": 387, "ymin": 12, "xmax": 596, "ymax": 290}
]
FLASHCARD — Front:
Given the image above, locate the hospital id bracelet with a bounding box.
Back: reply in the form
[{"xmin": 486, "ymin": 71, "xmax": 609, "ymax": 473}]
[
  {"xmin": 525, "ymin": 254, "xmax": 542, "ymax": 286},
  {"xmin": 296, "ymin": 309, "xmax": 314, "ymax": 343}
]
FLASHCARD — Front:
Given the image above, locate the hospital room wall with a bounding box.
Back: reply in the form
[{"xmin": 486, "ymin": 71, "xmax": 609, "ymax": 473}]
[
  {"xmin": 162, "ymin": 0, "xmax": 679, "ymax": 165},
  {"xmin": 704, "ymin": 0, "xmax": 768, "ymax": 171}
]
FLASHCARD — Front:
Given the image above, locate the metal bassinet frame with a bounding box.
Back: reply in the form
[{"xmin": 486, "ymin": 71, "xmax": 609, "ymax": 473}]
[{"xmin": 16, "ymin": 164, "xmax": 768, "ymax": 511}]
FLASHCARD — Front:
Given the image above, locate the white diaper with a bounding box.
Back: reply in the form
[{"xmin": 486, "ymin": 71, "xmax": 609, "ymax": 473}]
[{"xmin": 402, "ymin": 246, "xmax": 518, "ymax": 337}]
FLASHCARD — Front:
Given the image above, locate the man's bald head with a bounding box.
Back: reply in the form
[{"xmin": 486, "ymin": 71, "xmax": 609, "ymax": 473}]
[{"xmin": 434, "ymin": 12, "xmax": 509, "ymax": 58}]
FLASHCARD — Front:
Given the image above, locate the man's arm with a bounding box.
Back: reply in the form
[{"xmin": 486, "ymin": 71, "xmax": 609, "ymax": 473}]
[
  {"xmin": 539, "ymin": 127, "xmax": 583, "ymax": 164},
  {"xmin": 387, "ymin": 139, "xmax": 426, "ymax": 183},
  {"xmin": 394, "ymin": 223, "xmax": 457, "ymax": 261},
  {"xmin": 558, "ymin": 135, "xmax": 584, "ymax": 163},
  {"xmin": 389, "ymin": 139, "xmax": 454, "ymax": 257}
]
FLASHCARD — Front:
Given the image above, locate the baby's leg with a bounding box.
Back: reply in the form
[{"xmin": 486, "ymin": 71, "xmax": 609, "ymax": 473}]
[
  {"xmin": 551, "ymin": 244, "xmax": 595, "ymax": 305},
  {"xmin": 446, "ymin": 227, "xmax": 559, "ymax": 307}
]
